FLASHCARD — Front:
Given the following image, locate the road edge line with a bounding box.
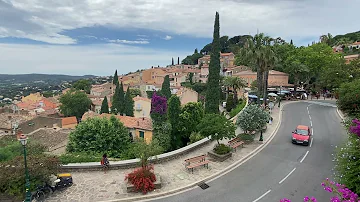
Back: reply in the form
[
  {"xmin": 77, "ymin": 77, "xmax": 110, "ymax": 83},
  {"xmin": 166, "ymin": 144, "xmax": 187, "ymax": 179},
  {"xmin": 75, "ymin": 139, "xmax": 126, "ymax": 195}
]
[{"xmin": 102, "ymin": 101, "xmax": 295, "ymax": 202}]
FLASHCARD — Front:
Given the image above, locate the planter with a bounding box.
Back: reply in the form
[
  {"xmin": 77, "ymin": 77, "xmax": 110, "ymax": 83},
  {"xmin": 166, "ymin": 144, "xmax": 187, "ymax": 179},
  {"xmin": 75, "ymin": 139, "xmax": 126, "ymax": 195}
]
[
  {"xmin": 208, "ymin": 150, "xmax": 232, "ymax": 162},
  {"xmin": 126, "ymin": 174, "xmax": 162, "ymax": 193}
]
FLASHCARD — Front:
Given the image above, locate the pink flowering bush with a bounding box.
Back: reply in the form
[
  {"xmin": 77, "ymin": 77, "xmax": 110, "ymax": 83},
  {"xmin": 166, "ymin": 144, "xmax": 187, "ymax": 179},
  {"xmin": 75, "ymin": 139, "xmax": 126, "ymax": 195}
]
[
  {"xmin": 281, "ymin": 179, "xmax": 359, "ymax": 202},
  {"xmin": 349, "ymin": 119, "xmax": 360, "ymax": 137},
  {"xmin": 150, "ymin": 92, "xmax": 167, "ymax": 122}
]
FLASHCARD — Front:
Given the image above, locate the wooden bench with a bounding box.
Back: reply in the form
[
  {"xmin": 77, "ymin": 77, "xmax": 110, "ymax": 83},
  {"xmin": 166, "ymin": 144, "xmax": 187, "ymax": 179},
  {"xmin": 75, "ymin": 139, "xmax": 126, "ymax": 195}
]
[
  {"xmin": 184, "ymin": 155, "xmax": 209, "ymax": 173},
  {"xmin": 228, "ymin": 137, "xmax": 244, "ymax": 152}
]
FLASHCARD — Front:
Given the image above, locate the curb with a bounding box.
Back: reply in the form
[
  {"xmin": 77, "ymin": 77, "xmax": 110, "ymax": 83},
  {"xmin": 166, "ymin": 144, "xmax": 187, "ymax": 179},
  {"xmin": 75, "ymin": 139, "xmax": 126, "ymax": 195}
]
[
  {"xmin": 336, "ymin": 108, "xmax": 345, "ymax": 121},
  {"xmin": 102, "ymin": 101, "xmax": 294, "ymax": 202}
]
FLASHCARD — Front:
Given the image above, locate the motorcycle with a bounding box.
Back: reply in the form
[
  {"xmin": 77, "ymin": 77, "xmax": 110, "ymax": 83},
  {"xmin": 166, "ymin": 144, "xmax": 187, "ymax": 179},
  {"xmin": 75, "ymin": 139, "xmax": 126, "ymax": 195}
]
[{"xmin": 31, "ymin": 173, "xmax": 73, "ymax": 202}]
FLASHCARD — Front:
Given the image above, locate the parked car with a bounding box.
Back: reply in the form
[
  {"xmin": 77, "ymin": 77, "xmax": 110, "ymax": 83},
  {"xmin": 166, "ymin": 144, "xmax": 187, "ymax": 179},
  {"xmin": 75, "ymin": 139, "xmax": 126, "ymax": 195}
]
[{"xmin": 291, "ymin": 125, "xmax": 311, "ymax": 146}]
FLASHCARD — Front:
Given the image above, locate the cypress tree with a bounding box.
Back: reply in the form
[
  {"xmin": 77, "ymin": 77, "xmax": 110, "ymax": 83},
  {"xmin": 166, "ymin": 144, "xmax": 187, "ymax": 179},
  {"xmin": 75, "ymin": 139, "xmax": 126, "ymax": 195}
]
[
  {"xmin": 172, "ymin": 57, "xmax": 174, "ymax": 65},
  {"xmin": 111, "ymin": 83, "xmax": 120, "ymax": 114},
  {"xmin": 113, "ymin": 70, "xmax": 119, "ymax": 85},
  {"xmin": 194, "ymin": 48, "xmax": 198, "ymax": 54},
  {"xmin": 205, "ymin": 12, "xmax": 221, "ymax": 114},
  {"xmin": 290, "ymin": 39, "xmax": 293, "ymax": 45},
  {"xmin": 161, "ymin": 75, "xmax": 172, "ymax": 99},
  {"xmin": 124, "ymin": 87, "xmax": 134, "ymax": 116},
  {"xmin": 168, "ymin": 95, "xmax": 182, "ymax": 149},
  {"xmin": 177, "ymin": 57, "xmax": 180, "ymax": 65},
  {"xmin": 100, "ymin": 96, "xmax": 109, "ymax": 114},
  {"xmin": 118, "ymin": 82, "xmax": 125, "ymax": 114}
]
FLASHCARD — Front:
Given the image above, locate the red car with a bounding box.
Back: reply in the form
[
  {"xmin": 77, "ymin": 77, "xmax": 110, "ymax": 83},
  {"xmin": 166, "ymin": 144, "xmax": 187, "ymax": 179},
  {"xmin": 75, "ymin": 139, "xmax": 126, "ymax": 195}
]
[{"xmin": 292, "ymin": 125, "xmax": 311, "ymax": 146}]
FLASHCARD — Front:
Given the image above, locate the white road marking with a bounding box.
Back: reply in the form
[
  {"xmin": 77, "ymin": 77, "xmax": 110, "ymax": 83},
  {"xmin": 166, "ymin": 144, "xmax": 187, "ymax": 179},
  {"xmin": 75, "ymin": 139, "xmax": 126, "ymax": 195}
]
[
  {"xmin": 252, "ymin": 189, "xmax": 271, "ymax": 202},
  {"xmin": 310, "ymin": 120, "xmax": 313, "ymax": 126},
  {"xmin": 310, "ymin": 138, "xmax": 313, "ymax": 147},
  {"xmin": 279, "ymin": 168, "xmax": 296, "ymax": 184},
  {"xmin": 312, "ymin": 128, "xmax": 314, "ymax": 135},
  {"xmin": 300, "ymin": 151, "xmax": 309, "ymax": 163}
]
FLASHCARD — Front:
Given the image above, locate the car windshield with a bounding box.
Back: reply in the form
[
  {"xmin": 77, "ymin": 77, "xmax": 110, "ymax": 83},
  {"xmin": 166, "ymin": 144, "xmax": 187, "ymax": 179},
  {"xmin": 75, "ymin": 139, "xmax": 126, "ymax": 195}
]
[{"xmin": 296, "ymin": 129, "xmax": 308, "ymax": 136}]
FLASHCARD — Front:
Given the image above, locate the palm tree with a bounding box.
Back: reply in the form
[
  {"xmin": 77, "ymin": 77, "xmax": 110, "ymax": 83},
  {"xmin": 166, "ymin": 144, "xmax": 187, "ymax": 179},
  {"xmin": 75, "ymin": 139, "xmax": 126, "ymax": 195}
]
[
  {"xmin": 243, "ymin": 33, "xmax": 268, "ymax": 100},
  {"xmin": 262, "ymin": 38, "xmax": 277, "ymax": 105},
  {"xmin": 223, "ymin": 76, "xmax": 247, "ymax": 104},
  {"xmin": 320, "ymin": 33, "xmax": 333, "ymax": 45}
]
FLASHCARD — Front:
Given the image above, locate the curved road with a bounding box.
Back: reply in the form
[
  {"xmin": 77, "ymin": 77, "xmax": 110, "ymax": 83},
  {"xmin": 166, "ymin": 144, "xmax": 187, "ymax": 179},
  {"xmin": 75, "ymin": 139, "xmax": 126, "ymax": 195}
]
[{"xmin": 149, "ymin": 101, "xmax": 345, "ymax": 202}]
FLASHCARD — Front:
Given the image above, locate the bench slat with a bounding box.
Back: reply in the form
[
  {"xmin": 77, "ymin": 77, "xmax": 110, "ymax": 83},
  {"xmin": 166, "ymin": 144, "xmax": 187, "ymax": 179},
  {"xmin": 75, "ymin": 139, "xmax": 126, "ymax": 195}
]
[
  {"xmin": 186, "ymin": 160, "xmax": 210, "ymax": 169},
  {"xmin": 184, "ymin": 155, "xmax": 206, "ymax": 163}
]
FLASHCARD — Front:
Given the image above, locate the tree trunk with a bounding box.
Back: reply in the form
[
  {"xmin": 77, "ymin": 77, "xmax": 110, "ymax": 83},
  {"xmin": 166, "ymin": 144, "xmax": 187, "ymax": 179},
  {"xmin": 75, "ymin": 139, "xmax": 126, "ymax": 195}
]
[
  {"xmin": 263, "ymin": 70, "xmax": 269, "ymax": 106},
  {"xmin": 257, "ymin": 66, "xmax": 263, "ymax": 103},
  {"xmin": 233, "ymin": 85, "xmax": 238, "ymax": 104}
]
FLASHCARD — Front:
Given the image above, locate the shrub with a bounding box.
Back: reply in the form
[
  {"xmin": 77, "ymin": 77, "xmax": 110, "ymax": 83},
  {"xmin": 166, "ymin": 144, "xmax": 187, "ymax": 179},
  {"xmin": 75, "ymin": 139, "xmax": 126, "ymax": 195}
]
[
  {"xmin": 238, "ymin": 133, "xmax": 255, "ymax": 143},
  {"xmin": 226, "ymin": 94, "xmax": 235, "ymax": 112},
  {"xmin": 59, "ymin": 152, "xmax": 103, "ymax": 164},
  {"xmin": 67, "ymin": 116, "xmax": 131, "ymax": 158},
  {"xmin": 236, "ymin": 104, "xmax": 270, "ymax": 134},
  {"xmin": 337, "ymin": 79, "xmax": 360, "ymax": 115},
  {"xmin": 189, "ymin": 132, "xmax": 204, "ymax": 144},
  {"xmin": 125, "ymin": 165, "xmax": 156, "ymax": 194},
  {"xmin": 213, "ymin": 144, "xmax": 231, "ymax": 155},
  {"xmin": 229, "ymin": 100, "xmax": 246, "ymax": 118},
  {"xmin": 0, "ymin": 140, "xmax": 46, "ymax": 162}
]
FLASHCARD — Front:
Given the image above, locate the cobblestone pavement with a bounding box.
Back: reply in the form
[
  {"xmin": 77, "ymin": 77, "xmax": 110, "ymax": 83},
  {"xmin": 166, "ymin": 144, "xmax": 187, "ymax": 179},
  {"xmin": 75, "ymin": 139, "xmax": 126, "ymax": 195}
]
[{"xmin": 46, "ymin": 105, "xmax": 282, "ymax": 202}]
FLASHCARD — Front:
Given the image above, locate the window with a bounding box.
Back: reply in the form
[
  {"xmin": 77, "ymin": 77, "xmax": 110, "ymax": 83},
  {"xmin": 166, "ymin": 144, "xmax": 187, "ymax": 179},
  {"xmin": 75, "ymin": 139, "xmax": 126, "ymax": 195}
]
[
  {"xmin": 139, "ymin": 131, "xmax": 145, "ymax": 138},
  {"xmin": 295, "ymin": 129, "xmax": 309, "ymax": 136}
]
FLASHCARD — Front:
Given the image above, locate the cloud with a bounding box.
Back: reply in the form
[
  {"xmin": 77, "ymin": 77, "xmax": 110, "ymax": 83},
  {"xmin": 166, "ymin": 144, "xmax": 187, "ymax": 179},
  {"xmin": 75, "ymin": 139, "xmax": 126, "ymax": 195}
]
[
  {"xmin": 106, "ymin": 39, "xmax": 149, "ymax": 44},
  {"xmin": 164, "ymin": 35, "xmax": 172, "ymax": 40},
  {"xmin": 0, "ymin": 43, "xmax": 188, "ymax": 76},
  {"xmin": 1, "ymin": 0, "xmax": 359, "ymax": 45}
]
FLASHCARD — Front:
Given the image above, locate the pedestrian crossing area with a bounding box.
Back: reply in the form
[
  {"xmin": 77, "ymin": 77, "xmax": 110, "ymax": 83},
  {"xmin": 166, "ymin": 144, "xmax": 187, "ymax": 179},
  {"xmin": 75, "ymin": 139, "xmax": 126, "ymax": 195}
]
[{"xmin": 303, "ymin": 101, "xmax": 337, "ymax": 108}]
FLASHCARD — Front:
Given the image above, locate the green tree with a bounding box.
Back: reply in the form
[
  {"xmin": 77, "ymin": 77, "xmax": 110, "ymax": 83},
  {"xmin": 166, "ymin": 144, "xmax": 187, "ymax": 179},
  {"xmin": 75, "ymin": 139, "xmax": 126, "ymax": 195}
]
[
  {"xmin": 67, "ymin": 116, "xmax": 131, "ymax": 157},
  {"xmin": 42, "ymin": 91, "xmax": 54, "ymax": 98},
  {"xmin": 59, "ymin": 90, "xmax": 92, "ymax": 120},
  {"xmin": 205, "ymin": 12, "xmax": 221, "ymax": 114},
  {"xmin": 172, "ymin": 57, "xmax": 174, "ymax": 66},
  {"xmin": 177, "ymin": 57, "xmax": 180, "ymax": 65},
  {"xmin": 179, "ymin": 102, "xmax": 204, "ymax": 143},
  {"xmin": 161, "ymin": 75, "xmax": 171, "ymax": 99},
  {"xmin": 126, "ymin": 138, "xmax": 163, "ymax": 169},
  {"xmin": 167, "ymin": 95, "xmax": 182, "ymax": 149},
  {"xmin": 111, "ymin": 82, "xmax": 125, "ymax": 114},
  {"xmin": 152, "ymin": 122, "xmax": 172, "ymax": 152},
  {"xmin": 226, "ymin": 93, "xmax": 235, "ymax": 112},
  {"xmin": 187, "ymin": 73, "xmax": 194, "ymax": 84},
  {"xmin": 124, "ymin": 87, "xmax": 134, "ymax": 116},
  {"xmin": 250, "ymin": 80, "xmax": 257, "ymax": 91},
  {"xmin": 100, "ymin": 96, "xmax": 109, "ymax": 114},
  {"xmin": 197, "ymin": 113, "xmax": 236, "ymax": 145},
  {"xmin": 236, "ymin": 104, "xmax": 270, "ymax": 134},
  {"xmin": 223, "ymin": 76, "xmax": 246, "ymax": 103},
  {"xmin": 129, "ymin": 88, "xmax": 142, "ymax": 98},
  {"xmin": 72, "ymin": 79, "xmax": 92, "ymax": 94},
  {"xmin": 113, "ymin": 70, "xmax": 119, "ymax": 85},
  {"xmin": 337, "ymin": 79, "xmax": 360, "ymax": 116}
]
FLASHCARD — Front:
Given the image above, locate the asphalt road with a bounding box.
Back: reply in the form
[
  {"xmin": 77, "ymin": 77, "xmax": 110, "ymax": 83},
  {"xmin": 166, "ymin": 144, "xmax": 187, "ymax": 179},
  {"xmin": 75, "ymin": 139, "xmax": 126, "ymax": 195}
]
[{"xmin": 149, "ymin": 101, "xmax": 345, "ymax": 202}]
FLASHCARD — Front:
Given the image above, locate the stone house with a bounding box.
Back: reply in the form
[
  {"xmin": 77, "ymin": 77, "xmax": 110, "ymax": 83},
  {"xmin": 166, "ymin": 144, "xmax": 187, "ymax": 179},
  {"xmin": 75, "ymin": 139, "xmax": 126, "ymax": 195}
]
[
  {"xmin": 233, "ymin": 70, "xmax": 290, "ymax": 87},
  {"xmin": 133, "ymin": 96, "xmax": 151, "ymax": 118},
  {"xmin": 176, "ymin": 88, "xmax": 198, "ymax": 105}
]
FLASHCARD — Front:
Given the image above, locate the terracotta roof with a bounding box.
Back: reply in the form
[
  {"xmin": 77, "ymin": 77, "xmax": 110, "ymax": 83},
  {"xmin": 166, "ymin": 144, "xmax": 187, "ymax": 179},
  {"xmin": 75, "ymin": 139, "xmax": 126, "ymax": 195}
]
[
  {"xmin": 82, "ymin": 111, "xmax": 99, "ymax": 120},
  {"xmin": 233, "ymin": 70, "xmax": 288, "ymax": 76},
  {"xmin": 221, "ymin": 52, "xmax": 234, "ymax": 56},
  {"xmin": 351, "ymin": 41, "xmax": 360, "ymax": 45},
  {"xmin": 344, "ymin": 54, "xmax": 360, "ymax": 59},
  {"xmin": 133, "ymin": 96, "xmax": 151, "ymax": 102},
  {"xmin": 61, "ymin": 116, "xmax": 77, "ymax": 126},
  {"xmin": 100, "ymin": 114, "xmax": 153, "ymax": 131}
]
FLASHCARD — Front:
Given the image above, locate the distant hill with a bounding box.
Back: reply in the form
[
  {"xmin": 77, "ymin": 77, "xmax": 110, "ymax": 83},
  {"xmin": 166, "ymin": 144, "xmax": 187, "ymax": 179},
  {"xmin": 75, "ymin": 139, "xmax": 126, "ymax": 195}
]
[
  {"xmin": 0, "ymin": 74, "xmax": 96, "ymax": 84},
  {"xmin": 330, "ymin": 31, "xmax": 360, "ymax": 46}
]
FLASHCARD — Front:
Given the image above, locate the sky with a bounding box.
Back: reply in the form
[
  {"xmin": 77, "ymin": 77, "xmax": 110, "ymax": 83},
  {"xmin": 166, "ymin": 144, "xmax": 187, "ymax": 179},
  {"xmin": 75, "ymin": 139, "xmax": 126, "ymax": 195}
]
[{"xmin": 0, "ymin": 0, "xmax": 359, "ymax": 76}]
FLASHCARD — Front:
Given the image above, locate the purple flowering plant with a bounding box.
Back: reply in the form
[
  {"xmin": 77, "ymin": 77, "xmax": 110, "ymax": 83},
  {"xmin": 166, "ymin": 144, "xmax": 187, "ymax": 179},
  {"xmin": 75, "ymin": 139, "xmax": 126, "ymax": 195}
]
[
  {"xmin": 281, "ymin": 178, "xmax": 359, "ymax": 202},
  {"xmin": 150, "ymin": 92, "xmax": 167, "ymax": 115},
  {"xmin": 349, "ymin": 119, "xmax": 360, "ymax": 138}
]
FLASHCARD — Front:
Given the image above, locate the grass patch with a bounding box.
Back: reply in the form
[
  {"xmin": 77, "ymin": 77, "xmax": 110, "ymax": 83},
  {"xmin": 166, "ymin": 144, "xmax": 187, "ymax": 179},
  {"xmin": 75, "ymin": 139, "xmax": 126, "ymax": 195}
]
[
  {"xmin": 59, "ymin": 152, "xmax": 103, "ymax": 164},
  {"xmin": 229, "ymin": 101, "xmax": 246, "ymax": 118}
]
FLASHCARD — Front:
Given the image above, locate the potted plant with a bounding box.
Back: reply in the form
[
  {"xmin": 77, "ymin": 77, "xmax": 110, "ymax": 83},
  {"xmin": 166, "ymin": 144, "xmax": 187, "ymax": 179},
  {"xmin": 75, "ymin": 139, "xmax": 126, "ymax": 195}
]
[
  {"xmin": 197, "ymin": 114, "xmax": 236, "ymax": 162},
  {"xmin": 125, "ymin": 138, "xmax": 163, "ymax": 194}
]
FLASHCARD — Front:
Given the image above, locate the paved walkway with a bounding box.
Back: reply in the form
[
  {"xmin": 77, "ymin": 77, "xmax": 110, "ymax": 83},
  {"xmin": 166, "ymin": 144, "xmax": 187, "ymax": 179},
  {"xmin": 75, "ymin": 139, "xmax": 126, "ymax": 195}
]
[{"xmin": 47, "ymin": 104, "xmax": 282, "ymax": 202}]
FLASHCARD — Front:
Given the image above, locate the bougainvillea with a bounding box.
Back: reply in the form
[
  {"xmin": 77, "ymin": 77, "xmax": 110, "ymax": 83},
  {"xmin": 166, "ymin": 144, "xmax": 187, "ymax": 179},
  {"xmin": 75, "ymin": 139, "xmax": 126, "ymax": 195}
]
[
  {"xmin": 349, "ymin": 119, "xmax": 360, "ymax": 137},
  {"xmin": 150, "ymin": 92, "xmax": 168, "ymax": 123},
  {"xmin": 280, "ymin": 179, "xmax": 359, "ymax": 202},
  {"xmin": 125, "ymin": 165, "xmax": 157, "ymax": 194}
]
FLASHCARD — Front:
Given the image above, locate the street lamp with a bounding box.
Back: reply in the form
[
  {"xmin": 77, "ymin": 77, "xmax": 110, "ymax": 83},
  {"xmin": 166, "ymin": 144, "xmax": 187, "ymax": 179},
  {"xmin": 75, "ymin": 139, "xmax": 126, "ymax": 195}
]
[
  {"xmin": 278, "ymin": 86, "xmax": 282, "ymax": 108},
  {"xmin": 18, "ymin": 134, "xmax": 32, "ymax": 202}
]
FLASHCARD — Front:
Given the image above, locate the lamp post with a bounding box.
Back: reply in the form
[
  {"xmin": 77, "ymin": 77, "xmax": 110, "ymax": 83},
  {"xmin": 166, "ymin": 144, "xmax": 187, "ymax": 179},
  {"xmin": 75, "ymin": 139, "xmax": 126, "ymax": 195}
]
[
  {"xmin": 18, "ymin": 134, "xmax": 32, "ymax": 202},
  {"xmin": 278, "ymin": 86, "xmax": 282, "ymax": 108}
]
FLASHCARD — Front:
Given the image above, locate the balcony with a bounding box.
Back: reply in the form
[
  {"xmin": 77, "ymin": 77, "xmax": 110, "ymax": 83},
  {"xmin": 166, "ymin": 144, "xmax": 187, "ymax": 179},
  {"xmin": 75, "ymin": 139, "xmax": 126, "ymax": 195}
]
[{"xmin": 135, "ymin": 106, "xmax": 142, "ymax": 111}]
